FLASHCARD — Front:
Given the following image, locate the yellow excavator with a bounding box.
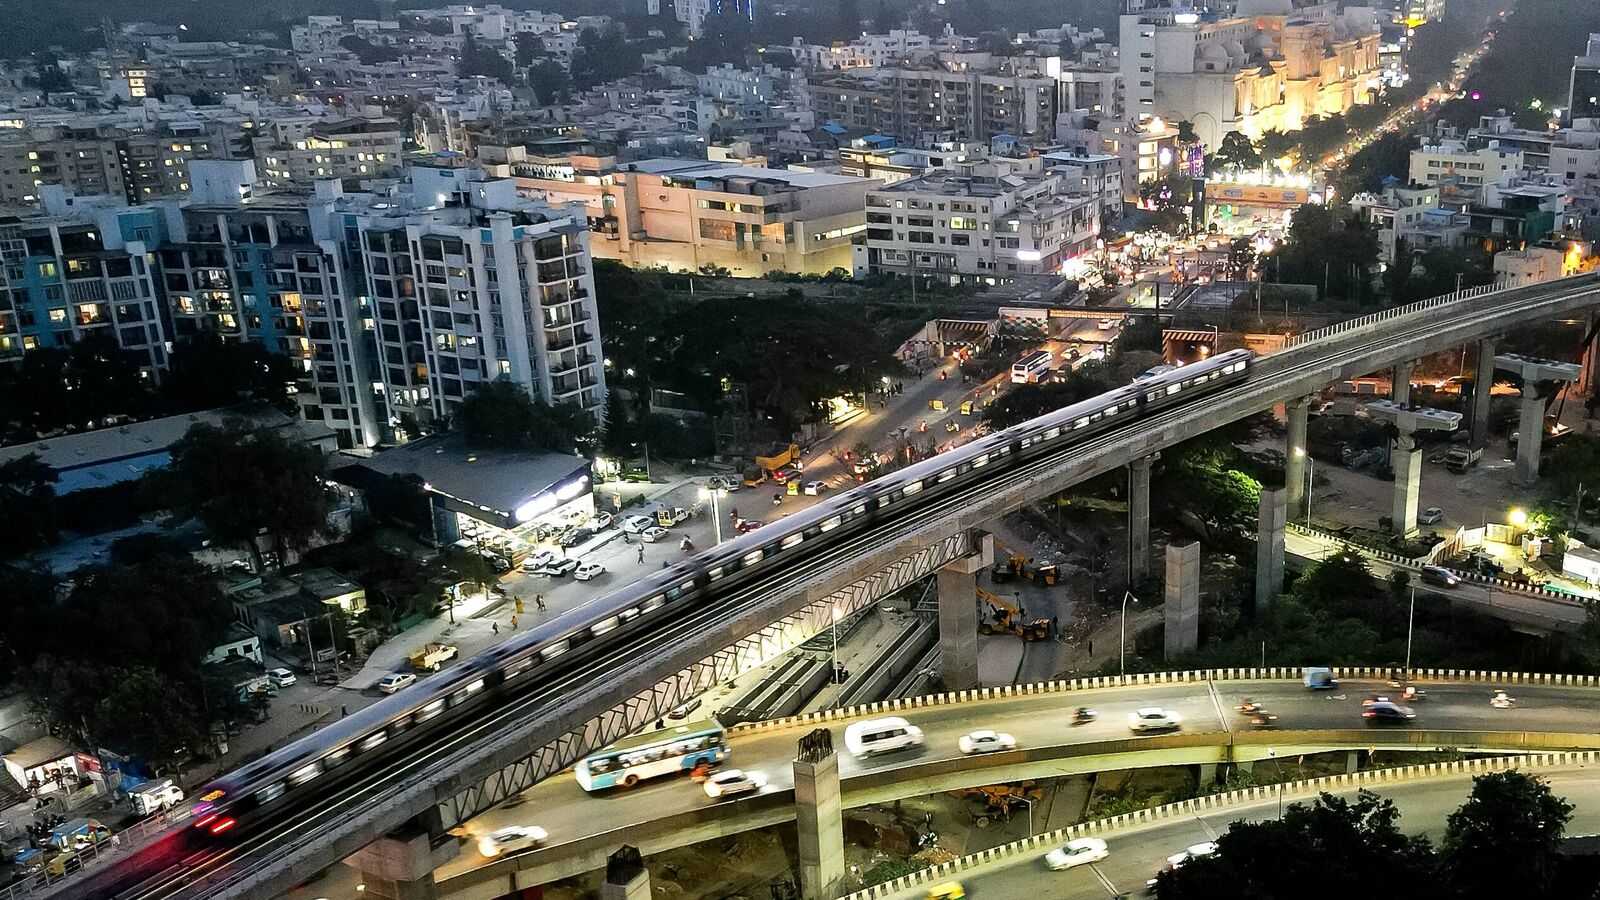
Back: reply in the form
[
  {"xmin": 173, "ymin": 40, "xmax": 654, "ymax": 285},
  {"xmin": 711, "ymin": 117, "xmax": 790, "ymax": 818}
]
[
  {"xmin": 977, "ymin": 588, "xmax": 1050, "ymax": 641},
  {"xmin": 952, "ymin": 782, "xmax": 1046, "ymax": 828},
  {"xmin": 991, "ymin": 544, "xmax": 1060, "ymax": 586}
]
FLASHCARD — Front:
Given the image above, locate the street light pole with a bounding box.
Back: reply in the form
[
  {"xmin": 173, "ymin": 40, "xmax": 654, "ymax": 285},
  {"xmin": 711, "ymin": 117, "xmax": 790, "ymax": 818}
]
[
  {"xmin": 1267, "ymin": 748, "xmax": 1284, "ymax": 818},
  {"xmin": 1305, "ymin": 456, "xmax": 1314, "ymax": 529},
  {"xmin": 1405, "ymin": 584, "xmax": 1416, "ymax": 675},
  {"xmin": 703, "ymin": 487, "xmax": 724, "ymax": 545},
  {"xmin": 831, "ymin": 607, "xmax": 842, "ymax": 684},
  {"xmin": 1120, "ymin": 591, "xmax": 1138, "ymax": 675}
]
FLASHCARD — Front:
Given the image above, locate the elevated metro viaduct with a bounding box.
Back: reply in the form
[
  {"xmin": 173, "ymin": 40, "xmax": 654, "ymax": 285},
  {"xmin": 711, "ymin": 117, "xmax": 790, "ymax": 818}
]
[{"xmin": 61, "ymin": 272, "xmax": 1600, "ymax": 900}]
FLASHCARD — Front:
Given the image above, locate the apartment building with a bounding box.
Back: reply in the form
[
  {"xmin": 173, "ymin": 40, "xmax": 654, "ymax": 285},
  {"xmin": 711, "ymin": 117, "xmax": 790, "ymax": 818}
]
[
  {"xmin": 1119, "ymin": 4, "xmax": 1382, "ymax": 150},
  {"xmin": 860, "ymin": 161, "xmax": 1101, "ymax": 284},
  {"xmin": 1408, "ymin": 138, "xmax": 1526, "ymax": 200},
  {"xmin": 514, "ymin": 154, "xmax": 878, "ymax": 276},
  {"xmin": 806, "ymin": 64, "xmax": 1060, "ymax": 144},
  {"xmin": 1042, "ymin": 147, "xmax": 1124, "ymax": 222},
  {"xmin": 1573, "ymin": 34, "xmax": 1600, "ymax": 123},
  {"xmin": 778, "ymin": 29, "xmax": 944, "ymax": 71},
  {"xmin": 254, "ymin": 117, "xmax": 404, "ymax": 189},
  {"xmin": 0, "ymin": 190, "xmax": 169, "ymax": 371}
]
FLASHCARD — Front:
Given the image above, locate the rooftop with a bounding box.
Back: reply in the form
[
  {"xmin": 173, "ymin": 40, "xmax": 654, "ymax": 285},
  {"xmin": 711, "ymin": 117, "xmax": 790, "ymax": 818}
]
[{"xmin": 351, "ymin": 434, "xmax": 592, "ymax": 525}]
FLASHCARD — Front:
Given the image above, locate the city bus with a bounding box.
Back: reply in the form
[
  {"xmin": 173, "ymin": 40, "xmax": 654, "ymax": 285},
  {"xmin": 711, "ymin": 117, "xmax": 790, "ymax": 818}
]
[
  {"xmin": 573, "ymin": 720, "xmax": 729, "ymax": 791},
  {"xmin": 1011, "ymin": 350, "xmax": 1055, "ymax": 384}
]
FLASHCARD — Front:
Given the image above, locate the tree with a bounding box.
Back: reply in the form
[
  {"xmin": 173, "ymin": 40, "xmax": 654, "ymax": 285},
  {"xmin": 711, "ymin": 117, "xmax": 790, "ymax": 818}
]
[
  {"xmin": 513, "ymin": 34, "xmax": 547, "ymax": 70},
  {"xmin": 90, "ymin": 668, "xmax": 206, "ymax": 771},
  {"xmin": 1385, "ymin": 235, "xmax": 1416, "ymax": 302},
  {"xmin": 983, "ymin": 364, "xmax": 1118, "ymax": 429},
  {"xmin": 456, "ymin": 380, "xmax": 595, "ymax": 453},
  {"xmin": 570, "ymin": 26, "xmax": 643, "ymax": 91},
  {"xmin": 457, "ymin": 34, "xmax": 514, "ymax": 83},
  {"xmin": 1442, "ymin": 771, "xmax": 1573, "ymax": 900},
  {"xmin": 339, "ymin": 35, "xmax": 400, "ymax": 64},
  {"xmin": 527, "ymin": 60, "xmax": 570, "ymax": 106},
  {"xmin": 601, "ymin": 389, "xmax": 636, "ymax": 456},
  {"xmin": 161, "ymin": 422, "xmax": 332, "ymax": 569},
  {"xmin": 444, "ymin": 544, "xmax": 497, "ymax": 607},
  {"xmin": 1546, "ymin": 434, "xmax": 1600, "ymax": 505},
  {"xmin": 1153, "ymin": 790, "xmax": 1441, "ymax": 900},
  {"xmin": 0, "ymin": 334, "xmax": 153, "ymax": 435},
  {"xmin": 34, "ymin": 51, "xmax": 71, "ymax": 94},
  {"xmin": 0, "ymin": 454, "xmax": 58, "ymax": 557},
  {"xmin": 1210, "ymin": 131, "xmax": 1263, "ymax": 171},
  {"xmin": 1272, "ymin": 203, "xmax": 1380, "ymax": 302},
  {"xmin": 160, "ymin": 331, "xmax": 297, "ymax": 414}
]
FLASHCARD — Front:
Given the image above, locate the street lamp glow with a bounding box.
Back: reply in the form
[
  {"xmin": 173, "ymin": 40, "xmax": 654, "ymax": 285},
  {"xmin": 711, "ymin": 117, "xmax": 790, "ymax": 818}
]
[
  {"xmin": 1293, "ymin": 446, "xmax": 1307, "ymax": 458},
  {"xmin": 1509, "ymin": 508, "xmax": 1528, "ymax": 527}
]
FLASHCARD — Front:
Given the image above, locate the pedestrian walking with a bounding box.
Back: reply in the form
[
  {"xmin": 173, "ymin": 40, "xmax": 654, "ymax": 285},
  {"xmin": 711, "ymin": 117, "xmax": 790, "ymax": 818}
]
[
  {"xmin": 511, "ymin": 615, "xmax": 519, "ymax": 630},
  {"xmin": 492, "ymin": 622, "xmax": 499, "ymax": 635},
  {"xmin": 637, "ymin": 544, "xmax": 646, "ymax": 564},
  {"xmin": 536, "ymin": 594, "xmax": 546, "ymax": 611}
]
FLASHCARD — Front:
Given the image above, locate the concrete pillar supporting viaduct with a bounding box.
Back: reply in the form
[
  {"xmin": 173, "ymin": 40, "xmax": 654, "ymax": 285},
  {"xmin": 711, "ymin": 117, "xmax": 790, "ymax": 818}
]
[
  {"xmin": 1392, "ymin": 360, "xmax": 1415, "ymax": 406},
  {"xmin": 794, "ymin": 729, "xmax": 845, "ymax": 900},
  {"xmin": 1495, "ymin": 354, "xmax": 1582, "ymax": 487},
  {"xmin": 1164, "ymin": 541, "xmax": 1200, "ymax": 658},
  {"xmin": 1364, "ymin": 401, "xmax": 1460, "ymax": 537},
  {"xmin": 343, "ymin": 813, "xmax": 456, "ymax": 900},
  {"xmin": 937, "ymin": 530, "xmax": 991, "ymax": 692},
  {"xmin": 602, "ymin": 846, "xmax": 653, "ymax": 900},
  {"xmin": 1285, "ymin": 397, "xmax": 1312, "ymax": 516},
  {"xmin": 1470, "ymin": 337, "xmax": 1498, "ymax": 453},
  {"xmin": 1128, "ymin": 454, "xmax": 1157, "ymax": 585},
  {"xmin": 1255, "ymin": 487, "xmax": 1287, "ymax": 613}
]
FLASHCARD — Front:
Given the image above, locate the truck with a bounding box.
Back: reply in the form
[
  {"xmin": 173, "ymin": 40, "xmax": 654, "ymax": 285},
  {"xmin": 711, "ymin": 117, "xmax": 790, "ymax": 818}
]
[
  {"xmin": 652, "ymin": 505, "xmax": 689, "ymax": 527},
  {"xmin": 128, "ymin": 778, "xmax": 185, "ymax": 816},
  {"xmin": 47, "ymin": 818, "xmax": 111, "ymax": 853},
  {"xmin": 408, "ymin": 642, "xmax": 459, "ymax": 672},
  {"xmin": 1444, "ymin": 446, "xmax": 1482, "ymax": 473},
  {"xmin": 755, "ymin": 443, "xmax": 800, "ymax": 473}
]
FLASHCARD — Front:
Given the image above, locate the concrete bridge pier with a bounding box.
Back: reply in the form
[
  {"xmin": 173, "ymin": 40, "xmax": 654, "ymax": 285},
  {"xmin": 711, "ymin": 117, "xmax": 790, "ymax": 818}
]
[
  {"xmin": 1254, "ymin": 487, "xmax": 1287, "ymax": 613},
  {"xmin": 1469, "ymin": 337, "xmax": 1498, "ymax": 454},
  {"xmin": 1164, "ymin": 542, "xmax": 1200, "ymax": 658},
  {"xmin": 794, "ymin": 729, "xmax": 845, "ymax": 900},
  {"xmin": 1496, "ymin": 354, "xmax": 1583, "ymax": 486},
  {"xmin": 603, "ymin": 846, "xmax": 653, "ymax": 900},
  {"xmin": 1128, "ymin": 454, "xmax": 1156, "ymax": 585},
  {"xmin": 1392, "ymin": 360, "xmax": 1415, "ymax": 406},
  {"xmin": 1392, "ymin": 428, "xmax": 1423, "ymax": 538},
  {"xmin": 937, "ymin": 530, "xmax": 992, "ymax": 691},
  {"xmin": 343, "ymin": 813, "xmax": 457, "ymax": 900},
  {"xmin": 1285, "ymin": 397, "xmax": 1313, "ymax": 517}
]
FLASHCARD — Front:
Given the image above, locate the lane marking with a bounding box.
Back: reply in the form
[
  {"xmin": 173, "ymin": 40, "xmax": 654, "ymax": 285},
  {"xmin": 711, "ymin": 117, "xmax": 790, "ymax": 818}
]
[
  {"xmin": 1206, "ymin": 680, "xmax": 1231, "ymax": 734},
  {"xmin": 1091, "ymin": 863, "xmax": 1122, "ymax": 897}
]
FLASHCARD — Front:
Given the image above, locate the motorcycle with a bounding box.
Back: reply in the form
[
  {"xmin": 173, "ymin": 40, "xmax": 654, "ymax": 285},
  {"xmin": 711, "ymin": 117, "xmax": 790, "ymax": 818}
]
[
  {"xmin": 1249, "ymin": 712, "xmax": 1279, "ymax": 728},
  {"xmin": 1490, "ymin": 690, "xmax": 1517, "ymax": 709},
  {"xmin": 1236, "ymin": 699, "xmax": 1264, "ymax": 715},
  {"xmin": 1071, "ymin": 707, "xmax": 1098, "ymax": 725},
  {"xmin": 680, "ymin": 537, "xmax": 695, "ymax": 553}
]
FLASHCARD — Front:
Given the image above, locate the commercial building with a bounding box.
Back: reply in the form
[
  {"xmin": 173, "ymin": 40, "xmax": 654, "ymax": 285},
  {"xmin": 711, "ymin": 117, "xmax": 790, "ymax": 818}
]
[
  {"xmin": 513, "ymin": 154, "xmax": 877, "ymax": 276},
  {"xmin": 1571, "ymin": 34, "xmax": 1600, "ymax": 124},
  {"xmin": 344, "ymin": 432, "xmax": 596, "ymax": 560},
  {"xmin": 1119, "ymin": 3, "xmax": 1382, "ymax": 150},
  {"xmin": 1408, "ymin": 138, "xmax": 1526, "ymax": 199},
  {"xmin": 860, "ymin": 160, "xmax": 1101, "ymax": 284}
]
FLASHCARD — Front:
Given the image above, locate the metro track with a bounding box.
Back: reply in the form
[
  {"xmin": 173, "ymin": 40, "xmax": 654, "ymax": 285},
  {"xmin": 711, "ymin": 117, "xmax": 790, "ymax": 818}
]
[{"xmin": 84, "ymin": 272, "xmax": 1600, "ymax": 900}]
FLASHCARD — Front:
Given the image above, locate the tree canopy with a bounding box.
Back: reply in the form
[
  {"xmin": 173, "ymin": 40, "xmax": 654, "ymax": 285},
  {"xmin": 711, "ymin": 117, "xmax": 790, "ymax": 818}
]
[
  {"xmin": 0, "ymin": 453, "xmax": 59, "ymax": 557},
  {"xmin": 455, "ymin": 380, "xmax": 595, "ymax": 453}
]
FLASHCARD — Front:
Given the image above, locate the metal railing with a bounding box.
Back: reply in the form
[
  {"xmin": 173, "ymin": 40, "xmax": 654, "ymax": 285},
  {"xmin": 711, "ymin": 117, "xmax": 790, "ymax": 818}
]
[{"xmin": 1, "ymin": 807, "xmax": 189, "ymax": 900}]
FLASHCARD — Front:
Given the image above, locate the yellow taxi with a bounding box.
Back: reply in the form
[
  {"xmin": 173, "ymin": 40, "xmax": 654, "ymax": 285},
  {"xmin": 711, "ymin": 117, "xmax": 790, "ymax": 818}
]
[{"xmin": 926, "ymin": 882, "xmax": 966, "ymax": 900}]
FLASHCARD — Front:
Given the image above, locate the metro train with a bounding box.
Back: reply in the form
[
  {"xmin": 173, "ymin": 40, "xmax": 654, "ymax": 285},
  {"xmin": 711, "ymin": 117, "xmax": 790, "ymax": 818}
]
[{"xmin": 186, "ymin": 349, "xmax": 1256, "ymax": 837}]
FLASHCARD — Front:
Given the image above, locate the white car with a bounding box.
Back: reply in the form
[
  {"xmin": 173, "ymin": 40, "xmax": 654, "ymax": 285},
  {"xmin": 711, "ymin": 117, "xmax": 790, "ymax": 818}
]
[
  {"xmin": 1044, "ymin": 837, "xmax": 1109, "ymax": 870},
  {"xmin": 1097, "ymin": 318, "xmax": 1114, "ymax": 331},
  {"xmin": 574, "ymin": 562, "xmax": 606, "ymax": 581},
  {"xmin": 621, "ymin": 514, "xmax": 655, "ymax": 534},
  {"xmin": 476, "ymin": 824, "xmax": 548, "ymax": 857},
  {"xmin": 1418, "ymin": 506, "xmax": 1444, "ymax": 525},
  {"xmin": 957, "ymin": 730, "xmax": 1017, "ymax": 755},
  {"xmin": 1128, "ymin": 707, "xmax": 1183, "ymax": 732},
  {"xmin": 642, "ymin": 525, "xmax": 669, "ymax": 543},
  {"xmin": 266, "ymin": 667, "xmax": 297, "ymax": 688},
  {"xmin": 1167, "ymin": 842, "xmax": 1218, "ymax": 869},
  {"xmin": 803, "ymin": 480, "xmax": 828, "ymax": 496},
  {"xmin": 521, "ymin": 549, "xmax": 560, "ymax": 572},
  {"xmin": 703, "ymin": 769, "xmax": 766, "ymax": 799},
  {"xmin": 591, "ymin": 511, "xmax": 614, "ymax": 530},
  {"xmin": 377, "ymin": 672, "xmax": 416, "ymax": 694}
]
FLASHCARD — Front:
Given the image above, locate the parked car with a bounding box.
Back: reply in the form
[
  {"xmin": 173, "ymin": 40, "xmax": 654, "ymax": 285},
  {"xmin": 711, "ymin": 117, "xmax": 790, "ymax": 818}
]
[
  {"xmin": 620, "ymin": 468, "xmax": 650, "ymax": 483},
  {"xmin": 560, "ymin": 528, "xmax": 597, "ymax": 549},
  {"xmin": 266, "ymin": 667, "xmax": 297, "ymax": 688},
  {"xmin": 477, "ymin": 825, "xmax": 548, "ymax": 857},
  {"xmin": 591, "ymin": 511, "xmax": 613, "ymax": 530},
  {"xmin": 642, "ymin": 525, "xmax": 669, "ymax": 542},
  {"xmin": 522, "ymin": 549, "xmax": 562, "ymax": 573},
  {"xmin": 1127, "ymin": 707, "xmax": 1183, "ymax": 732},
  {"xmin": 1044, "ymin": 837, "xmax": 1110, "ymax": 870},
  {"xmin": 707, "ymin": 475, "xmax": 740, "ymax": 492},
  {"xmin": 479, "ymin": 550, "xmax": 511, "ymax": 573},
  {"xmin": 1420, "ymin": 565, "xmax": 1460, "ymax": 587},
  {"xmin": 703, "ymin": 769, "xmax": 766, "ymax": 799},
  {"xmin": 957, "ymin": 730, "xmax": 1016, "ymax": 755},
  {"xmin": 1417, "ymin": 506, "xmax": 1444, "ymax": 525},
  {"xmin": 574, "ymin": 562, "xmax": 606, "ymax": 581},
  {"xmin": 1097, "ymin": 318, "xmax": 1115, "ymax": 331},
  {"xmin": 803, "ymin": 480, "xmax": 828, "ymax": 496},
  {"xmin": 532, "ymin": 558, "xmax": 580, "ymax": 577},
  {"xmin": 377, "ymin": 672, "xmax": 416, "ymax": 694},
  {"xmin": 621, "ymin": 514, "xmax": 655, "ymax": 534},
  {"xmin": 770, "ymin": 467, "xmax": 798, "ymax": 484}
]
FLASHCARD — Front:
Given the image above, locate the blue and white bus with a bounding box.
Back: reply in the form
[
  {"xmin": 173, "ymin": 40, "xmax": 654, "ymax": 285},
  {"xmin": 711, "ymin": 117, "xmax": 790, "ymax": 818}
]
[
  {"xmin": 574, "ymin": 720, "xmax": 729, "ymax": 791},
  {"xmin": 1011, "ymin": 350, "xmax": 1055, "ymax": 384}
]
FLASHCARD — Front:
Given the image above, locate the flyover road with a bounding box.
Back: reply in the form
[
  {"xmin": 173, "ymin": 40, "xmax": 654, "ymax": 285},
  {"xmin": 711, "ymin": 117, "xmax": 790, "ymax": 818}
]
[
  {"xmin": 871, "ymin": 761, "xmax": 1600, "ymax": 900},
  {"xmin": 436, "ymin": 676, "xmax": 1600, "ymax": 896},
  {"xmin": 1282, "ymin": 531, "xmax": 1590, "ymax": 633}
]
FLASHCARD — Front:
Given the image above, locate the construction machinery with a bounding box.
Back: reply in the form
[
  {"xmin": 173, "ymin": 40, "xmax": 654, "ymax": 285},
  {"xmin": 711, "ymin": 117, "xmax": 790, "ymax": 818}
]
[
  {"xmin": 991, "ymin": 547, "xmax": 1060, "ymax": 586},
  {"xmin": 951, "ymin": 783, "xmax": 1046, "ymax": 828},
  {"xmin": 977, "ymin": 588, "xmax": 1049, "ymax": 641}
]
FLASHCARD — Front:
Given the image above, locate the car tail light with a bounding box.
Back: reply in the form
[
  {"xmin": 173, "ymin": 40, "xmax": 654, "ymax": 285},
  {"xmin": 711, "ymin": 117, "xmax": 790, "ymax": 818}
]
[
  {"xmin": 1362, "ymin": 711, "xmax": 1375, "ymax": 717},
  {"xmin": 194, "ymin": 814, "xmax": 219, "ymax": 829},
  {"xmin": 209, "ymin": 818, "xmax": 237, "ymax": 835}
]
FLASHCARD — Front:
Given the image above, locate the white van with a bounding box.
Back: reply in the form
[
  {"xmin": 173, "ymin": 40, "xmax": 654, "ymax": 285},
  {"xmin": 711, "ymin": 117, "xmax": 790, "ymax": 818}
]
[
  {"xmin": 843, "ymin": 717, "xmax": 925, "ymax": 757},
  {"xmin": 129, "ymin": 779, "xmax": 184, "ymax": 816}
]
